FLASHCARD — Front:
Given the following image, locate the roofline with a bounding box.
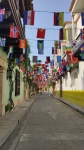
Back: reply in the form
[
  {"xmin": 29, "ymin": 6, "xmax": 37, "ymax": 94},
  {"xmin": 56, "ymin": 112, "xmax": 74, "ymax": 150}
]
[
  {"xmin": 69, "ymin": 0, "xmax": 76, "ymax": 12},
  {"xmin": 63, "ymin": 21, "xmax": 72, "ymax": 28}
]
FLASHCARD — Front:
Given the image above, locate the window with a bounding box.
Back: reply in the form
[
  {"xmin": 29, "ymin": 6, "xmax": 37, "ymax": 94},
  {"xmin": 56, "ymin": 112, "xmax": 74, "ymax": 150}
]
[{"xmin": 15, "ymin": 69, "xmax": 20, "ymax": 96}]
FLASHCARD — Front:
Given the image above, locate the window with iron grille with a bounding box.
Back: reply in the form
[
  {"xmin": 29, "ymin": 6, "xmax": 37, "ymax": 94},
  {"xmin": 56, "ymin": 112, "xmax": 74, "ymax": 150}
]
[{"xmin": 15, "ymin": 69, "xmax": 20, "ymax": 96}]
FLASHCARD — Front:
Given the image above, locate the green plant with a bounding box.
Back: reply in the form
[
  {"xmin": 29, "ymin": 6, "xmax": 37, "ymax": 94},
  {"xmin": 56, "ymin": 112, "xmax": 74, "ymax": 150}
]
[{"xmin": 5, "ymin": 103, "xmax": 12, "ymax": 112}]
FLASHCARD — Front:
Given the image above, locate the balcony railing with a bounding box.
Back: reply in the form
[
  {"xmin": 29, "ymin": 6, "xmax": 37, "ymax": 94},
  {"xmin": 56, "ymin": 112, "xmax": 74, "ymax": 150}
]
[{"xmin": 72, "ymin": 40, "xmax": 84, "ymax": 54}]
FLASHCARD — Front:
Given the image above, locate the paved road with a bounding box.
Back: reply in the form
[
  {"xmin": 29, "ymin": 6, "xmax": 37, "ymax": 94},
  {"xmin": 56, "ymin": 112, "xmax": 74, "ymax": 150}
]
[{"xmin": 1, "ymin": 93, "xmax": 84, "ymax": 150}]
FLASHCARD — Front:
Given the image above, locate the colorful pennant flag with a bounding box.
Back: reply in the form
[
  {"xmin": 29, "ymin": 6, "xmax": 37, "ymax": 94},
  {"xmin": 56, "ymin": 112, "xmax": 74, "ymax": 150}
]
[
  {"xmin": 37, "ymin": 40, "xmax": 44, "ymax": 54},
  {"xmin": 23, "ymin": 10, "xmax": 35, "ymax": 25},
  {"xmin": 37, "ymin": 40, "xmax": 44, "ymax": 50},
  {"xmin": 68, "ymin": 54, "xmax": 79, "ymax": 63},
  {"xmin": 81, "ymin": 28, "xmax": 84, "ymax": 40},
  {"xmin": 9, "ymin": 26, "xmax": 19, "ymax": 38},
  {"xmin": 54, "ymin": 12, "xmax": 64, "ymax": 26},
  {"xmin": 19, "ymin": 39, "xmax": 27, "ymax": 48},
  {"xmin": 9, "ymin": 45, "xmax": 14, "ymax": 53},
  {"xmin": 62, "ymin": 59, "xmax": 66, "ymax": 66},
  {"xmin": 54, "ymin": 40, "xmax": 61, "ymax": 50},
  {"xmin": 0, "ymin": 37, "xmax": 6, "ymax": 47},
  {"xmin": 80, "ymin": 44, "xmax": 84, "ymax": 53},
  {"xmin": 38, "ymin": 49, "xmax": 44, "ymax": 54},
  {"xmin": 32, "ymin": 56, "xmax": 38, "ymax": 63},
  {"xmin": 46, "ymin": 56, "xmax": 50, "ymax": 63},
  {"xmin": 57, "ymin": 56, "xmax": 61, "ymax": 63},
  {"xmin": 59, "ymin": 28, "xmax": 66, "ymax": 40},
  {"xmin": 50, "ymin": 60, "xmax": 54, "ymax": 67},
  {"xmin": 9, "ymin": 53, "xmax": 13, "ymax": 60},
  {"xmin": 20, "ymin": 54, "xmax": 24, "ymax": 61},
  {"xmin": 81, "ymin": 13, "xmax": 84, "ymax": 26},
  {"xmin": 52, "ymin": 47, "xmax": 54, "ymax": 54},
  {"xmin": 71, "ymin": 40, "xmax": 77, "ymax": 48},
  {"xmin": 66, "ymin": 46, "xmax": 71, "ymax": 54},
  {"xmin": 37, "ymin": 28, "xmax": 45, "ymax": 39},
  {"xmin": 23, "ymin": 48, "xmax": 25, "ymax": 54},
  {"xmin": 15, "ymin": 58, "xmax": 19, "ymax": 64},
  {"xmin": 66, "ymin": 41, "xmax": 71, "ymax": 54},
  {"xmin": 7, "ymin": 45, "xmax": 14, "ymax": 59},
  {"xmin": 0, "ymin": 8, "xmax": 5, "ymax": 22},
  {"xmin": 52, "ymin": 47, "xmax": 57, "ymax": 54},
  {"xmin": 37, "ymin": 60, "xmax": 42, "ymax": 63}
]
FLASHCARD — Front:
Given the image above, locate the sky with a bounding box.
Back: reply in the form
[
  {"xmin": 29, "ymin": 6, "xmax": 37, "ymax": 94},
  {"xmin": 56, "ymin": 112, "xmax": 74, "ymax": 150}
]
[{"xmin": 25, "ymin": 0, "xmax": 72, "ymax": 65}]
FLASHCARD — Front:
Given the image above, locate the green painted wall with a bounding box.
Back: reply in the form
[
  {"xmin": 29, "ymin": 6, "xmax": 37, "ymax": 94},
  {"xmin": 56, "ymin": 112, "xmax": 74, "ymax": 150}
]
[{"xmin": 0, "ymin": 48, "xmax": 25, "ymax": 105}]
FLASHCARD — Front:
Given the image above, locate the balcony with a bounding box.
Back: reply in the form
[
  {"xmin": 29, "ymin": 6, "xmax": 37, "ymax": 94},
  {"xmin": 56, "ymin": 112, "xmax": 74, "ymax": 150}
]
[{"xmin": 72, "ymin": 40, "xmax": 84, "ymax": 54}]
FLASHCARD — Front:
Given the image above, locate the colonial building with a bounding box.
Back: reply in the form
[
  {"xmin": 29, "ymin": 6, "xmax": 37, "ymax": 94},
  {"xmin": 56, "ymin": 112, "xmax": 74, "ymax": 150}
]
[
  {"xmin": 51, "ymin": 0, "xmax": 84, "ymax": 92},
  {"xmin": 0, "ymin": 0, "xmax": 33, "ymax": 116}
]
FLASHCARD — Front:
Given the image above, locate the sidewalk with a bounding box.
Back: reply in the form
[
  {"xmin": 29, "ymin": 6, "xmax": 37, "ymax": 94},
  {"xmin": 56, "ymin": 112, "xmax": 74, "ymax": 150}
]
[
  {"xmin": 0, "ymin": 97, "xmax": 35, "ymax": 148},
  {"xmin": 53, "ymin": 95, "xmax": 84, "ymax": 115}
]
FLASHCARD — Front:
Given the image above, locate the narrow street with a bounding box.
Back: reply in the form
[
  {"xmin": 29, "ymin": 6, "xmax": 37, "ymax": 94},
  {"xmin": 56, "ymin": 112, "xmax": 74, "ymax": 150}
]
[{"xmin": 1, "ymin": 93, "xmax": 84, "ymax": 150}]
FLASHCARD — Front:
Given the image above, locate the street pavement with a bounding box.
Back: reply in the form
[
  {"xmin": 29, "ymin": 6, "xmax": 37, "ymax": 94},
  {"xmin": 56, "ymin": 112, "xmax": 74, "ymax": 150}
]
[{"xmin": 0, "ymin": 92, "xmax": 84, "ymax": 147}]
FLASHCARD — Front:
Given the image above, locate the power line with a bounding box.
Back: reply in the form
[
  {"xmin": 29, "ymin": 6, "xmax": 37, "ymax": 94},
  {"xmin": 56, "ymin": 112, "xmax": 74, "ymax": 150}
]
[
  {"xmin": 34, "ymin": 10, "xmax": 70, "ymax": 14},
  {"xmin": 25, "ymin": 26, "xmax": 81, "ymax": 30},
  {"xmin": 27, "ymin": 39, "xmax": 59, "ymax": 41}
]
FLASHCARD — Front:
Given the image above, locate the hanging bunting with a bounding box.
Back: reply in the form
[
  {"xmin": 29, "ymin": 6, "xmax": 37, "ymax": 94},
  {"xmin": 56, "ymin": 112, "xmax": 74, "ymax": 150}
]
[
  {"xmin": 59, "ymin": 28, "xmax": 66, "ymax": 40},
  {"xmin": 19, "ymin": 39, "xmax": 27, "ymax": 48},
  {"xmin": 81, "ymin": 28, "xmax": 84, "ymax": 40},
  {"xmin": 66, "ymin": 41, "xmax": 71, "ymax": 54},
  {"xmin": 15, "ymin": 58, "xmax": 19, "ymax": 64},
  {"xmin": 0, "ymin": 37, "xmax": 6, "ymax": 47},
  {"xmin": 23, "ymin": 48, "xmax": 25, "ymax": 54},
  {"xmin": 62, "ymin": 59, "xmax": 66, "ymax": 66},
  {"xmin": 54, "ymin": 12, "xmax": 64, "ymax": 26},
  {"xmin": 37, "ymin": 40, "xmax": 44, "ymax": 54},
  {"xmin": 0, "ymin": 8, "xmax": 5, "ymax": 22},
  {"xmin": 32, "ymin": 56, "xmax": 38, "ymax": 63},
  {"xmin": 37, "ymin": 28, "xmax": 45, "ymax": 39},
  {"xmin": 37, "ymin": 40, "xmax": 44, "ymax": 50},
  {"xmin": 46, "ymin": 56, "xmax": 50, "ymax": 63},
  {"xmin": 23, "ymin": 10, "xmax": 35, "ymax": 25},
  {"xmin": 68, "ymin": 54, "xmax": 79, "ymax": 63},
  {"xmin": 52, "ymin": 47, "xmax": 54, "ymax": 54},
  {"xmin": 71, "ymin": 40, "xmax": 77, "ymax": 48},
  {"xmin": 81, "ymin": 13, "xmax": 84, "ymax": 26},
  {"xmin": 66, "ymin": 46, "xmax": 71, "ymax": 54},
  {"xmin": 57, "ymin": 56, "xmax": 61, "ymax": 63},
  {"xmin": 54, "ymin": 40, "xmax": 61, "ymax": 50},
  {"xmin": 52, "ymin": 47, "xmax": 57, "ymax": 54},
  {"xmin": 20, "ymin": 54, "xmax": 24, "ymax": 61},
  {"xmin": 80, "ymin": 43, "xmax": 84, "ymax": 53},
  {"xmin": 9, "ymin": 53, "xmax": 13, "ymax": 60},
  {"xmin": 38, "ymin": 49, "xmax": 44, "ymax": 54},
  {"xmin": 9, "ymin": 26, "xmax": 19, "ymax": 38},
  {"xmin": 50, "ymin": 60, "xmax": 54, "ymax": 67},
  {"xmin": 7, "ymin": 45, "xmax": 14, "ymax": 59},
  {"xmin": 9, "ymin": 45, "xmax": 14, "ymax": 53}
]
